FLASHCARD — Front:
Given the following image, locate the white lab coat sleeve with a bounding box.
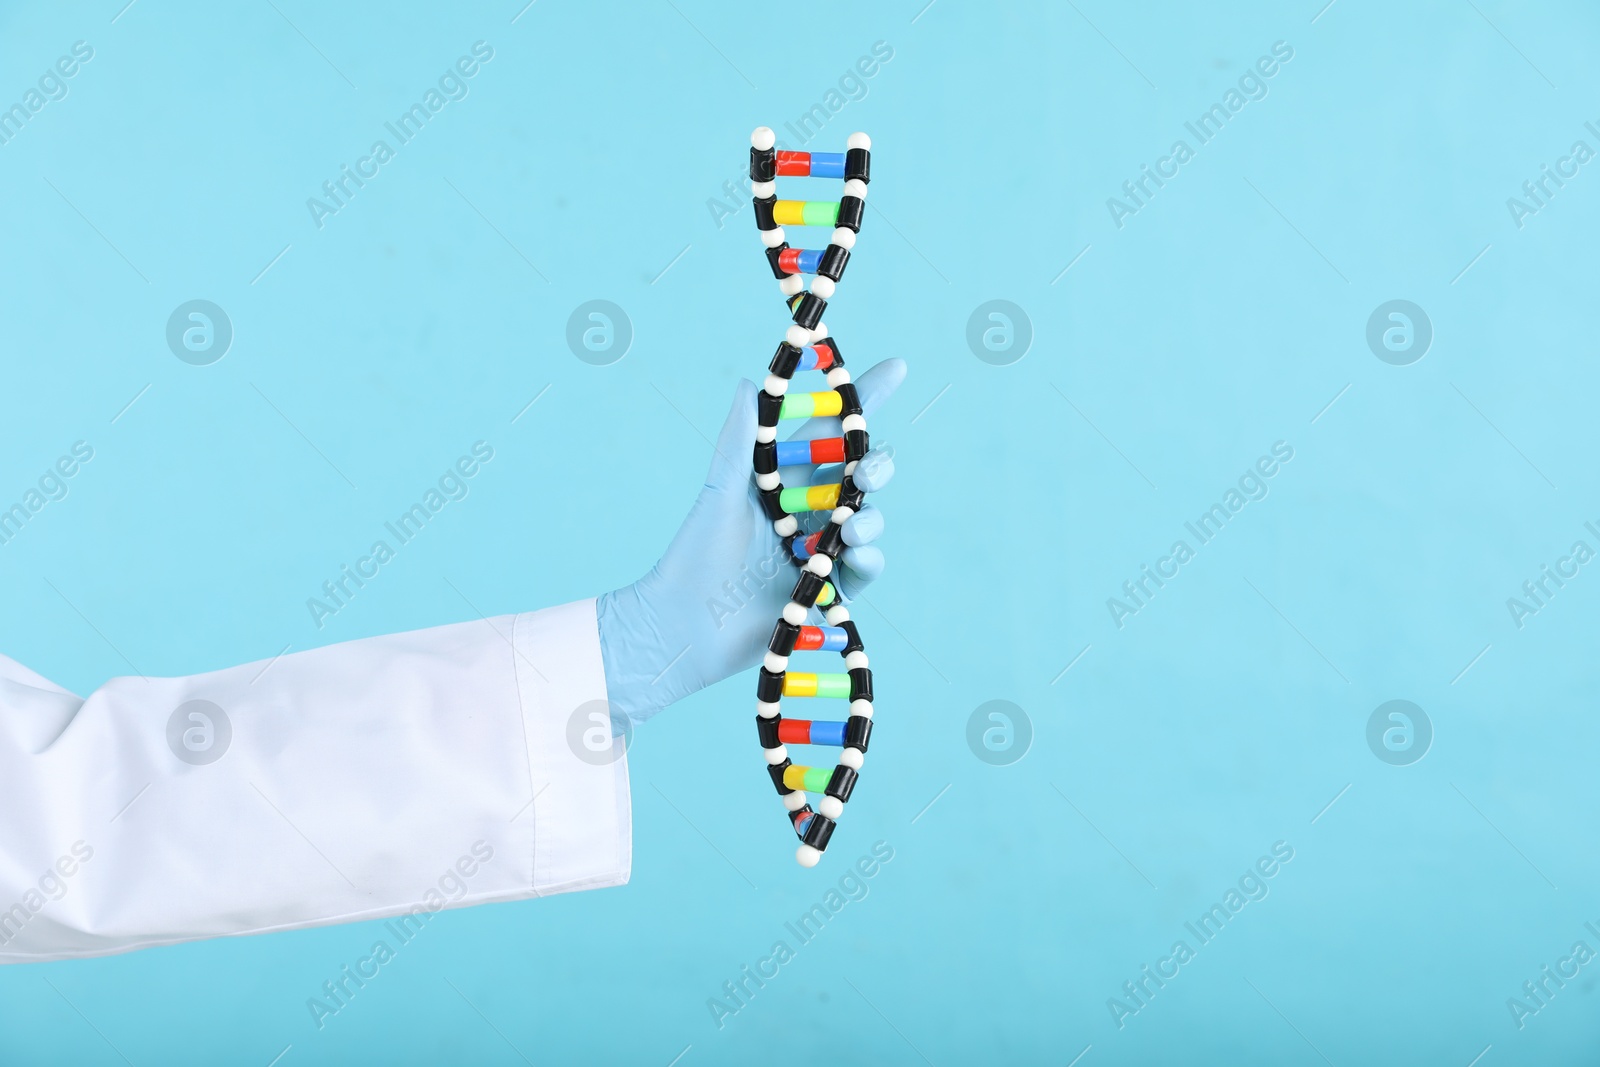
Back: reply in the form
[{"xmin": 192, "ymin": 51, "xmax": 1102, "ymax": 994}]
[{"xmin": 0, "ymin": 598, "xmax": 630, "ymax": 963}]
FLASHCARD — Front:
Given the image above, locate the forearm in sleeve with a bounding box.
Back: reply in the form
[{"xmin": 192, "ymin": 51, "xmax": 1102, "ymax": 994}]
[{"xmin": 0, "ymin": 598, "xmax": 630, "ymax": 963}]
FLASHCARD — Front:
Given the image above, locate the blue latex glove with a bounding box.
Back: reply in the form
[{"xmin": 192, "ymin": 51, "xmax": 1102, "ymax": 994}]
[{"xmin": 597, "ymin": 358, "xmax": 907, "ymax": 728}]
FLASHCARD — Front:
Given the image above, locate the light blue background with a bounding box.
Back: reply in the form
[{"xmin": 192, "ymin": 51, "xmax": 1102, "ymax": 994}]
[{"xmin": 2, "ymin": 0, "xmax": 1598, "ymax": 1063}]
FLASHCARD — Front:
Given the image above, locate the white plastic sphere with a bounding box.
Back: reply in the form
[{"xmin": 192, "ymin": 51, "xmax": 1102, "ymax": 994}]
[{"xmin": 796, "ymin": 844, "xmax": 822, "ymax": 867}]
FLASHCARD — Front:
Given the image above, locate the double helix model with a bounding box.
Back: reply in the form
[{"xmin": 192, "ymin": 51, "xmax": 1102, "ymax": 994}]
[{"xmin": 747, "ymin": 126, "xmax": 877, "ymax": 867}]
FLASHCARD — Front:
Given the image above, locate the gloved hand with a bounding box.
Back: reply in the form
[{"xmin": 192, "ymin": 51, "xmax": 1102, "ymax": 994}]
[{"xmin": 597, "ymin": 358, "xmax": 906, "ymax": 729}]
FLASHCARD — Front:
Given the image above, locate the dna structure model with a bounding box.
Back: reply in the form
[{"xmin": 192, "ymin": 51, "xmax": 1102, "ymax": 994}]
[{"xmin": 747, "ymin": 126, "xmax": 876, "ymax": 867}]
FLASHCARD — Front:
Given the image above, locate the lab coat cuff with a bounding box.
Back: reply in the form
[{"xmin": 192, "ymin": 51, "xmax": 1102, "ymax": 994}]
[{"xmin": 512, "ymin": 599, "xmax": 632, "ymax": 895}]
